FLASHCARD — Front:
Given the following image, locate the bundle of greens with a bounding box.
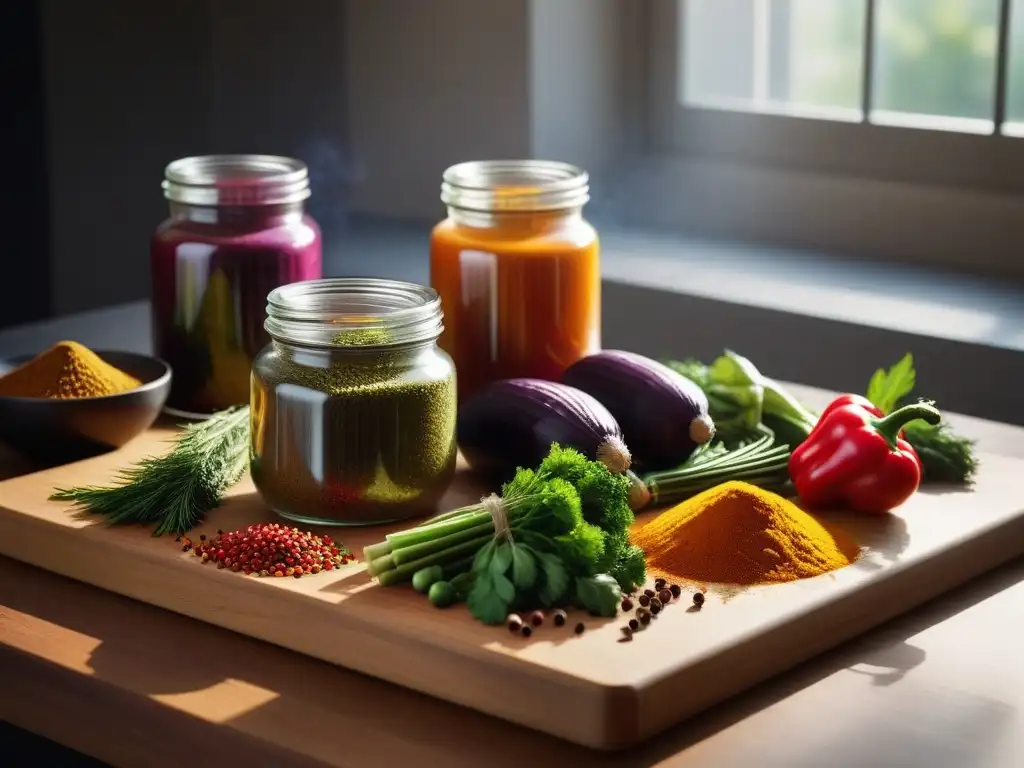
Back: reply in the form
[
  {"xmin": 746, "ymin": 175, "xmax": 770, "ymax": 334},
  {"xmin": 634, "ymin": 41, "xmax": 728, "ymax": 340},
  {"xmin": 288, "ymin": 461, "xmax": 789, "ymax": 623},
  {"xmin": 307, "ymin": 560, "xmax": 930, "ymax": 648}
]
[
  {"xmin": 364, "ymin": 444, "xmax": 646, "ymax": 624},
  {"xmin": 667, "ymin": 351, "xmax": 816, "ymax": 449},
  {"xmin": 50, "ymin": 406, "xmax": 251, "ymax": 536}
]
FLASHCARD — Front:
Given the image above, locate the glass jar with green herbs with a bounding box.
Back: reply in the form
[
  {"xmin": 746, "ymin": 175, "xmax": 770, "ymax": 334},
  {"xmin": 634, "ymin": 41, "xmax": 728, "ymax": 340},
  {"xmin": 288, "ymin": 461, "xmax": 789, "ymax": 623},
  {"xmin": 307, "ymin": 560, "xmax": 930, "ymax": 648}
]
[{"xmin": 251, "ymin": 278, "xmax": 457, "ymax": 526}]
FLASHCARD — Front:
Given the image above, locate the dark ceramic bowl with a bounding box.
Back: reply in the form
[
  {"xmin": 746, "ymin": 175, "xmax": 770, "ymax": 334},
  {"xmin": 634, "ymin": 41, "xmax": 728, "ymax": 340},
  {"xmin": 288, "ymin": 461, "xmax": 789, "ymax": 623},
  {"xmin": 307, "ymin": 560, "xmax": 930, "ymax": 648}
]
[{"xmin": 0, "ymin": 350, "xmax": 172, "ymax": 465}]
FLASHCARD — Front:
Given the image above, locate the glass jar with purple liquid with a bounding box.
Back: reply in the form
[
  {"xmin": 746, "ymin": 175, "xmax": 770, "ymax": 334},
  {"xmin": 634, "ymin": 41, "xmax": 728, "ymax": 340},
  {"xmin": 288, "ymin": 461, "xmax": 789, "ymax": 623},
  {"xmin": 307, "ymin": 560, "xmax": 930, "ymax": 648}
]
[{"xmin": 152, "ymin": 155, "xmax": 322, "ymax": 417}]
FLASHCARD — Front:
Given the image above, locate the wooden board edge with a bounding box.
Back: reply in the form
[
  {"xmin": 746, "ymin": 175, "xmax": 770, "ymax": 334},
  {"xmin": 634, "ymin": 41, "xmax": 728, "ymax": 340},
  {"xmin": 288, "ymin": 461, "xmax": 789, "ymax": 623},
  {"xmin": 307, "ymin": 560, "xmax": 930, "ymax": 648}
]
[
  {"xmin": 632, "ymin": 509, "xmax": 1024, "ymax": 744},
  {"xmin": 0, "ymin": 509, "xmax": 630, "ymax": 750}
]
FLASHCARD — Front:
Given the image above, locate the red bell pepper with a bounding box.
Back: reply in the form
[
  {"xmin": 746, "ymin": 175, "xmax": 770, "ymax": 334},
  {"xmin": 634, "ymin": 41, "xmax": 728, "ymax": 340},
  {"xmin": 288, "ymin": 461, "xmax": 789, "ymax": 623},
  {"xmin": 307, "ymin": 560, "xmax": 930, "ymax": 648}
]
[
  {"xmin": 789, "ymin": 397, "xmax": 941, "ymax": 513},
  {"xmin": 816, "ymin": 393, "xmax": 922, "ymax": 468}
]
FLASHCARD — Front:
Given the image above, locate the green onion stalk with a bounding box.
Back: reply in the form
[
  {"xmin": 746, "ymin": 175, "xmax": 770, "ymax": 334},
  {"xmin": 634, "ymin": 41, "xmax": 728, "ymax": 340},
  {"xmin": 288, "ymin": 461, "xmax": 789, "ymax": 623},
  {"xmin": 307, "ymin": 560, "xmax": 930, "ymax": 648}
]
[{"xmin": 640, "ymin": 434, "xmax": 792, "ymax": 507}]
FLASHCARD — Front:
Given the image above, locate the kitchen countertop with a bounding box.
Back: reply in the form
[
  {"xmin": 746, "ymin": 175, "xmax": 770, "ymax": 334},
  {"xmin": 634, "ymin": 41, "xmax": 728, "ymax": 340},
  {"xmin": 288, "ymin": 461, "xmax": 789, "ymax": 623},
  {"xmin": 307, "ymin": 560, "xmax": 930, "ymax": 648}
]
[{"xmin": 1, "ymin": 306, "xmax": 1023, "ymax": 767}]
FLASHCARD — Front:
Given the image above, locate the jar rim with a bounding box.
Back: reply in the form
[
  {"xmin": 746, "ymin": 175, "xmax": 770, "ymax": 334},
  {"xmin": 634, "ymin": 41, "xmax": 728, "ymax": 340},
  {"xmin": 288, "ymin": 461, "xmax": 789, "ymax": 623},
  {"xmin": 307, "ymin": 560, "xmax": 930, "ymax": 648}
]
[
  {"xmin": 163, "ymin": 154, "xmax": 311, "ymax": 207},
  {"xmin": 440, "ymin": 159, "xmax": 589, "ymax": 213},
  {"xmin": 265, "ymin": 278, "xmax": 443, "ymax": 349}
]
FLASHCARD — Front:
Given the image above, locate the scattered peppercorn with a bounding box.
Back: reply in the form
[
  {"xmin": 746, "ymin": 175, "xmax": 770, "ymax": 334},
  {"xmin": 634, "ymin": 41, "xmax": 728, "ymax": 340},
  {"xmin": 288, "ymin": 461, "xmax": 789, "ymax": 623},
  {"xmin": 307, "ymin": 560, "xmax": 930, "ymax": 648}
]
[
  {"xmin": 628, "ymin": 618, "xmax": 639, "ymax": 631},
  {"xmin": 637, "ymin": 608, "xmax": 652, "ymax": 626},
  {"xmin": 654, "ymin": 577, "xmax": 666, "ymax": 590},
  {"xmin": 574, "ymin": 622, "xmax": 585, "ymax": 635},
  {"xmin": 529, "ymin": 610, "xmax": 545, "ymax": 627},
  {"xmin": 638, "ymin": 594, "xmax": 651, "ymax": 607},
  {"xmin": 199, "ymin": 534, "xmax": 207, "ymax": 541},
  {"xmin": 188, "ymin": 522, "xmax": 353, "ymax": 578},
  {"xmin": 693, "ymin": 591, "xmax": 705, "ymax": 607},
  {"xmin": 670, "ymin": 584, "xmax": 681, "ymax": 598},
  {"xmin": 621, "ymin": 597, "xmax": 634, "ymax": 611},
  {"xmin": 650, "ymin": 602, "xmax": 662, "ymax": 615},
  {"xmin": 620, "ymin": 626, "xmax": 633, "ymax": 641},
  {"xmin": 659, "ymin": 588, "xmax": 672, "ymax": 604},
  {"xmin": 644, "ymin": 588, "xmax": 656, "ymax": 598},
  {"xmin": 507, "ymin": 614, "xmax": 524, "ymax": 633},
  {"xmin": 521, "ymin": 625, "xmax": 533, "ymax": 638},
  {"xmin": 552, "ymin": 609, "xmax": 567, "ymax": 627},
  {"xmin": 650, "ymin": 597, "xmax": 663, "ymax": 610}
]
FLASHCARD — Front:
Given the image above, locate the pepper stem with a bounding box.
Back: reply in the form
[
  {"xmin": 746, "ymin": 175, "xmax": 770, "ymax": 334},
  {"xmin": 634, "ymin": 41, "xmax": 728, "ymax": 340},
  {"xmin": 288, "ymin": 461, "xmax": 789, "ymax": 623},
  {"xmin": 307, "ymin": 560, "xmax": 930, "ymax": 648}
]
[{"xmin": 873, "ymin": 401, "xmax": 941, "ymax": 446}]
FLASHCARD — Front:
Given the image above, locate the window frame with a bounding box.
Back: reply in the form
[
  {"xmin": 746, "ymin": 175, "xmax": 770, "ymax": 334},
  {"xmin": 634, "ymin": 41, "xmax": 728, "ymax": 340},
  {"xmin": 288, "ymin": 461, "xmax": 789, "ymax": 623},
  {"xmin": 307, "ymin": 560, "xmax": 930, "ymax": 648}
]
[{"xmin": 647, "ymin": 0, "xmax": 1024, "ymax": 196}]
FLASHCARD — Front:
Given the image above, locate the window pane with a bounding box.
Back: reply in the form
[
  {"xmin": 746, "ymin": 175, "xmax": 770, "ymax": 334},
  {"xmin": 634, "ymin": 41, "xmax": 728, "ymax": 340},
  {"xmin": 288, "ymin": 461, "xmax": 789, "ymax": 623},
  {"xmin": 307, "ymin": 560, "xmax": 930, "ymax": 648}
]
[
  {"xmin": 681, "ymin": 0, "xmax": 864, "ymax": 117},
  {"xmin": 873, "ymin": 0, "xmax": 999, "ymax": 126},
  {"xmin": 1003, "ymin": 0, "xmax": 1024, "ymax": 131},
  {"xmin": 784, "ymin": 0, "xmax": 866, "ymax": 111}
]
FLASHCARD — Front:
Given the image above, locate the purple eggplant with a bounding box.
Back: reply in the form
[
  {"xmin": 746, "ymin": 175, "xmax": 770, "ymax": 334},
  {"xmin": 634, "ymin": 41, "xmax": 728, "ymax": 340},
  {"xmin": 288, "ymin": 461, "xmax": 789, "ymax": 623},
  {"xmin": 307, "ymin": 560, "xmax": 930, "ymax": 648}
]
[
  {"xmin": 457, "ymin": 378, "xmax": 655, "ymax": 508},
  {"xmin": 562, "ymin": 350, "xmax": 714, "ymax": 470}
]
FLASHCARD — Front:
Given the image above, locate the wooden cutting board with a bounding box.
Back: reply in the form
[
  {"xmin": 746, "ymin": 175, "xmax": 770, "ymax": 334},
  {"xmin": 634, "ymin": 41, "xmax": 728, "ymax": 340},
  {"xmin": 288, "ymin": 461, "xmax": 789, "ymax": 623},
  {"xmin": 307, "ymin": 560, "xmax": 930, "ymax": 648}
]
[{"xmin": 1, "ymin": 425, "xmax": 1022, "ymax": 749}]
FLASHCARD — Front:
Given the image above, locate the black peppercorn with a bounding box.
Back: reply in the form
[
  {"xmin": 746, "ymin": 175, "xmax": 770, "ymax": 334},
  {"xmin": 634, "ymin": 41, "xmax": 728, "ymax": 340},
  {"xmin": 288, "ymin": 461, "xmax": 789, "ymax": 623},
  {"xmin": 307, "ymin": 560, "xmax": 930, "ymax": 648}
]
[
  {"xmin": 637, "ymin": 608, "xmax": 652, "ymax": 626},
  {"xmin": 529, "ymin": 610, "xmax": 545, "ymax": 627},
  {"xmin": 654, "ymin": 578, "xmax": 666, "ymax": 590},
  {"xmin": 552, "ymin": 609, "xmax": 567, "ymax": 627},
  {"xmin": 621, "ymin": 597, "xmax": 634, "ymax": 612},
  {"xmin": 507, "ymin": 614, "xmax": 524, "ymax": 633},
  {"xmin": 620, "ymin": 626, "xmax": 633, "ymax": 641},
  {"xmin": 659, "ymin": 588, "xmax": 672, "ymax": 604},
  {"xmin": 670, "ymin": 584, "xmax": 681, "ymax": 598},
  {"xmin": 650, "ymin": 597, "xmax": 663, "ymax": 611},
  {"xmin": 644, "ymin": 588, "xmax": 656, "ymax": 598},
  {"xmin": 574, "ymin": 622, "xmax": 585, "ymax": 635},
  {"xmin": 693, "ymin": 591, "xmax": 705, "ymax": 607},
  {"xmin": 521, "ymin": 624, "xmax": 533, "ymax": 638},
  {"xmin": 199, "ymin": 534, "xmax": 207, "ymax": 541},
  {"xmin": 628, "ymin": 618, "xmax": 639, "ymax": 631},
  {"xmin": 638, "ymin": 594, "xmax": 651, "ymax": 607}
]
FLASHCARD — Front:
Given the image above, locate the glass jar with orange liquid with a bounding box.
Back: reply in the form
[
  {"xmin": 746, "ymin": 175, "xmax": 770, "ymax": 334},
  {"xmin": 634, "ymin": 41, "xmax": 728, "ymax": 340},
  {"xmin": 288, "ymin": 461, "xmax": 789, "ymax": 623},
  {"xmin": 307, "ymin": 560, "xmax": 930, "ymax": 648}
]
[{"xmin": 430, "ymin": 160, "xmax": 600, "ymax": 403}]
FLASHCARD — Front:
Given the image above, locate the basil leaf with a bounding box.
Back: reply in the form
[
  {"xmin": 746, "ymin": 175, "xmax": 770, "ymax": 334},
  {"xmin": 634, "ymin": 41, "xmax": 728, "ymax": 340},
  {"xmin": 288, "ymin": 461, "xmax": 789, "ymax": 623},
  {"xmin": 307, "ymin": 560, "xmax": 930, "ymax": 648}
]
[
  {"xmin": 466, "ymin": 571, "xmax": 509, "ymax": 625},
  {"xmin": 472, "ymin": 539, "xmax": 495, "ymax": 572},
  {"xmin": 492, "ymin": 572, "xmax": 515, "ymax": 603},
  {"xmin": 537, "ymin": 551, "xmax": 569, "ymax": 606},
  {"xmin": 489, "ymin": 541, "xmax": 512, "ymax": 578},
  {"xmin": 574, "ymin": 574, "xmax": 622, "ymax": 617},
  {"xmin": 866, "ymin": 354, "xmax": 916, "ymax": 415},
  {"xmin": 511, "ymin": 544, "xmax": 537, "ymax": 589}
]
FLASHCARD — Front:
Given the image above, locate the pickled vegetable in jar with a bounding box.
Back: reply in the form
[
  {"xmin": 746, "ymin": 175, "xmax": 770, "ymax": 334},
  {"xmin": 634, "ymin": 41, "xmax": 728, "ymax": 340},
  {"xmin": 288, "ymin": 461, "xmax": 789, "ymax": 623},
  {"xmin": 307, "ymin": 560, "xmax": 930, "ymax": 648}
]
[
  {"xmin": 151, "ymin": 155, "xmax": 322, "ymax": 417},
  {"xmin": 430, "ymin": 160, "xmax": 600, "ymax": 403}
]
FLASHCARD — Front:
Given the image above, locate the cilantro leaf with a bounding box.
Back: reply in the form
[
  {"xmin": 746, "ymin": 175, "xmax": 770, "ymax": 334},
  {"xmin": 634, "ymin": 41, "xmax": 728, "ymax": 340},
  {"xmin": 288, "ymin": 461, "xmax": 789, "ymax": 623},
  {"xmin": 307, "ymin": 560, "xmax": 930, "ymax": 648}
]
[
  {"xmin": 511, "ymin": 544, "xmax": 538, "ymax": 589},
  {"xmin": 866, "ymin": 353, "xmax": 916, "ymax": 415},
  {"xmin": 536, "ymin": 550, "xmax": 570, "ymax": 606},
  {"xmin": 574, "ymin": 574, "xmax": 623, "ymax": 617},
  {"xmin": 466, "ymin": 572, "xmax": 509, "ymax": 625}
]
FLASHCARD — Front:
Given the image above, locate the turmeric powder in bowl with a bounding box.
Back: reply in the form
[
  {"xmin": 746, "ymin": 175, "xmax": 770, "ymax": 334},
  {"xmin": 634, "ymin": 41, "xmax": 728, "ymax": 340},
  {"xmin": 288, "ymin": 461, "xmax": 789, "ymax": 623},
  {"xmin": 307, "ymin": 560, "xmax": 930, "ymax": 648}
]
[
  {"xmin": 0, "ymin": 341, "xmax": 141, "ymax": 399},
  {"xmin": 631, "ymin": 481, "xmax": 857, "ymax": 586}
]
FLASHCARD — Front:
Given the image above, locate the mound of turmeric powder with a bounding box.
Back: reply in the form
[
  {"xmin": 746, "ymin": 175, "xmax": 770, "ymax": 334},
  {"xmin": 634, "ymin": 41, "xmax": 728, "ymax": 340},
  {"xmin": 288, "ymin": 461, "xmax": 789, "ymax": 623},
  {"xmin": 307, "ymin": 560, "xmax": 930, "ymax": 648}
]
[
  {"xmin": 0, "ymin": 341, "xmax": 141, "ymax": 399},
  {"xmin": 632, "ymin": 481, "xmax": 856, "ymax": 585}
]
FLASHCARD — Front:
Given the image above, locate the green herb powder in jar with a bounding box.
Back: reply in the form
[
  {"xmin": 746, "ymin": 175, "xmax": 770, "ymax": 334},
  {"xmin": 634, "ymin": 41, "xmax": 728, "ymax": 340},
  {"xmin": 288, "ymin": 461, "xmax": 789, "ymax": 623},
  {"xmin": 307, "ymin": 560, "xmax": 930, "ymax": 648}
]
[{"xmin": 251, "ymin": 279, "xmax": 458, "ymax": 526}]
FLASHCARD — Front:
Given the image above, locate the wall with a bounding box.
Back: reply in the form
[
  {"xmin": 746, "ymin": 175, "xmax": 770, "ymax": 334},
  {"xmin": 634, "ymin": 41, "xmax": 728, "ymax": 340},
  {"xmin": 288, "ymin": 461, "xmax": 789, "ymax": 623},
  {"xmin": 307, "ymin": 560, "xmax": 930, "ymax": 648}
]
[{"xmin": 38, "ymin": 0, "xmax": 350, "ymax": 319}]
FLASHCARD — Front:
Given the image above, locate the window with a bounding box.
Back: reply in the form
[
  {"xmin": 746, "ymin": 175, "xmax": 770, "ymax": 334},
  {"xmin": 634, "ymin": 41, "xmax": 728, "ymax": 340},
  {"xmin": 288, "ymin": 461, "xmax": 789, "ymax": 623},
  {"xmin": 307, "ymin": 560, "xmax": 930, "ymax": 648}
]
[{"xmin": 649, "ymin": 0, "xmax": 1024, "ymax": 193}]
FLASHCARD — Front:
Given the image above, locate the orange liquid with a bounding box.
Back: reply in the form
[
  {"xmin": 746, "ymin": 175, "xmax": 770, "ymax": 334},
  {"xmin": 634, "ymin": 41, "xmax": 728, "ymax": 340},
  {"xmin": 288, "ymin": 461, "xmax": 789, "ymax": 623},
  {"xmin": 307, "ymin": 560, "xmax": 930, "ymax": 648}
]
[{"xmin": 430, "ymin": 214, "xmax": 600, "ymax": 403}]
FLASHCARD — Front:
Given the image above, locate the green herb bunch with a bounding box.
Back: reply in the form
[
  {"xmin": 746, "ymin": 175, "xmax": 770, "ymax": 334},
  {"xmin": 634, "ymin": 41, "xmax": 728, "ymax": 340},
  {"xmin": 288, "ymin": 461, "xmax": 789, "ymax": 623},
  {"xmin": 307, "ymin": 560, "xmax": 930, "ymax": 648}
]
[
  {"xmin": 363, "ymin": 444, "xmax": 646, "ymax": 624},
  {"xmin": 50, "ymin": 406, "xmax": 251, "ymax": 536}
]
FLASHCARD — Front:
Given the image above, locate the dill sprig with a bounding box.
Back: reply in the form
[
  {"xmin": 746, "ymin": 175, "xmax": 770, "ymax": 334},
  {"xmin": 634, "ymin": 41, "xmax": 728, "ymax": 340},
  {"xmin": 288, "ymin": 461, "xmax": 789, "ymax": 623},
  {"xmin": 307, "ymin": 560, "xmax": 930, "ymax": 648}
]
[{"xmin": 51, "ymin": 405, "xmax": 251, "ymax": 536}]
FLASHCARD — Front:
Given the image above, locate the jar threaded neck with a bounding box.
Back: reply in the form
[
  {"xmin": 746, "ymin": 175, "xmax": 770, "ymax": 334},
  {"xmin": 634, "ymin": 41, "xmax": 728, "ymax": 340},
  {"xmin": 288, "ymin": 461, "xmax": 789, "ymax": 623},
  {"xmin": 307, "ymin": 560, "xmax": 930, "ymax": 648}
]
[
  {"xmin": 265, "ymin": 278, "xmax": 443, "ymax": 349},
  {"xmin": 440, "ymin": 160, "xmax": 589, "ymax": 214}
]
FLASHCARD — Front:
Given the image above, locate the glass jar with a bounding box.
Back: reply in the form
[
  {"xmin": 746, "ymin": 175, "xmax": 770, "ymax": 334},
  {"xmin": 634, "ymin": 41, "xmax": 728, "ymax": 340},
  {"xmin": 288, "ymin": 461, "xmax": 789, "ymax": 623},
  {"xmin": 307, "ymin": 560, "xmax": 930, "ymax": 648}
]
[
  {"xmin": 250, "ymin": 278, "xmax": 458, "ymax": 526},
  {"xmin": 430, "ymin": 159, "xmax": 600, "ymax": 403},
  {"xmin": 151, "ymin": 155, "xmax": 323, "ymax": 417}
]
